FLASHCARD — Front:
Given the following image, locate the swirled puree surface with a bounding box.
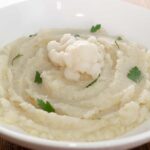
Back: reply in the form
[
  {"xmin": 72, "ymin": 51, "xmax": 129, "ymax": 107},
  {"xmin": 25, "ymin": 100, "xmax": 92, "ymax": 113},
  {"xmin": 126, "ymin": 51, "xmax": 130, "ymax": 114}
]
[{"xmin": 0, "ymin": 25, "xmax": 150, "ymax": 142}]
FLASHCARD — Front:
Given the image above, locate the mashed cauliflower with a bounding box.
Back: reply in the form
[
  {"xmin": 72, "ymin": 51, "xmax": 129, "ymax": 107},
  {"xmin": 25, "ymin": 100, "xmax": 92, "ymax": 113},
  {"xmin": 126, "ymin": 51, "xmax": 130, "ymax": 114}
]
[{"xmin": 0, "ymin": 29, "xmax": 150, "ymax": 142}]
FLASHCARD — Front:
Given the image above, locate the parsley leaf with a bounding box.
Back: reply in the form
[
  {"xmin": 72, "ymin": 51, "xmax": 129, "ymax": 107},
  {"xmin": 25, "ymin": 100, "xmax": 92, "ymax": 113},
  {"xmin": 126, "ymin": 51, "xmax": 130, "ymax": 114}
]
[
  {"xmin": 115, "ymin": 36, "xmax": 123, "ymax": 49},
  {"xmin": 115, "ymin": 41, "xmax": 120, "ymax": 49},
  {"xmin": 90, "ymin": 24, "xmax": 101, "ymax": 33},
  {"xmin": 12, "ymin": 54, "xmax": 23, "ymax": 65},
  {"xmin": 74, "ymin": 34, "xmax": 80, "ymax": 37},
  {"xmin": 86, "ymin": 74, "xmax": 100, "ymax": 88},
  {"xmin": 37, "ymin": 99, "xmax": 55, "ymax": 113},
  {"xmin": 117, "ymin": 36, "xmax": 122, "ymax": 41},
  {"xmin": 127, "ymin": 66, "xmax": 142, "ymax": 82},
  {"xmin": 29, "ymin": 33, "xmax": 37, "ymax": 37},
  {"xmin": 34, "ymin": 71, "xmax": 42, "ymax": 84}
]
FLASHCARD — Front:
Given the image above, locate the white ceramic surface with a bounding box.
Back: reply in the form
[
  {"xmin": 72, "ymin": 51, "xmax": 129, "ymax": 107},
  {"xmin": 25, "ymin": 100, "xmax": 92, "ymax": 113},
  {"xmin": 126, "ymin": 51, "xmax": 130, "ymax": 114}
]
[{"xmin": 0, "ymin": 0, "xmax": 150, "ymax": 149}]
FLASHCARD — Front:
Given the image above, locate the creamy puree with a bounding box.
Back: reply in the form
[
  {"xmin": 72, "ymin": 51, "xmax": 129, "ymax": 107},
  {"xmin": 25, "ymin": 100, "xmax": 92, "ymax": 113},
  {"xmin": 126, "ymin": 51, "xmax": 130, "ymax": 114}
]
[{"xmin": 0, "ymin": 29, "xmax": 150, "ymax": 142}]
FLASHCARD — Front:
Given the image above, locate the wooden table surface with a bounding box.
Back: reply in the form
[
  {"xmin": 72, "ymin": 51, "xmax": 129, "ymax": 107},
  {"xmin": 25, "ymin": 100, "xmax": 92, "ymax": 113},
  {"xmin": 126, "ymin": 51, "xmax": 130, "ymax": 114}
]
[{"xmin": 1, "ymin": 0, "xmax": 150, "ymax": 149}]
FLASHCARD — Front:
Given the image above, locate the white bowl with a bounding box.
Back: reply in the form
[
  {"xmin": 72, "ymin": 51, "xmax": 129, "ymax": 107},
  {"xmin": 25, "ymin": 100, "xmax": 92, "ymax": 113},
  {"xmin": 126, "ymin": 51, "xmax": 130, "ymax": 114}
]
[{"xmin": 1, "ymin": 0, "xmax": 150, "ymax": 149}]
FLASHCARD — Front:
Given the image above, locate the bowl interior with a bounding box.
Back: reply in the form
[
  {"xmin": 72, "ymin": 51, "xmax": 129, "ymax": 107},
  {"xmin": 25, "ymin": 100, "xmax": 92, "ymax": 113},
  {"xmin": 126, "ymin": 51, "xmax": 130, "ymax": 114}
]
[{"xmin": 1, "ymin": 0, "xmax": 150, "ymax": 149}]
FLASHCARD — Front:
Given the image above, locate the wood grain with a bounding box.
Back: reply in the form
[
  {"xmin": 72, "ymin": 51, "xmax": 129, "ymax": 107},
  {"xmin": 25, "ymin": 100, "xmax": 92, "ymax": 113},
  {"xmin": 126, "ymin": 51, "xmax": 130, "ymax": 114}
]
[
  {"xmin": 0, "ymin": 137, "xmax": 27, "ymax": 150},
  {"xmin": 0, "ymin": 0, "xmax": 150, "ymax": 150},
  {"xmin": 126, "ymin": 0, "xmax": 150, "ymax": 8}
]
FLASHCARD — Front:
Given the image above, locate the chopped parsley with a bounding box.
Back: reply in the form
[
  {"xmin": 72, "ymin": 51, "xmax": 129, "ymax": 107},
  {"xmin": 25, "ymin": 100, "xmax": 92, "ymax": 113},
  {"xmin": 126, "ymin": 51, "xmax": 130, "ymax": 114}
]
[
  {"xmin": 115, "ymin": 41, "xmax": 120, "ymax": 49},
  {"xmin": 86, "ymin": 74, "xmax": 100, "ymax": 88},
  {"xmin": 12, "ymin": 54, "xmax": 23, "ymax": 65},
  {"xmin": 29, "ymin": 33, "xmax": 37, "ymax": 37},
  {"xmin": 34, "ymin": 71, "xmax": 42, "ymax": 84},
  {"xmin": 117, "ymin": 36, "xmax": 122, "ymax": 41},
  {"xmin": 115, "ymin": 36, "xmax": 122, "ymax": 49},
  {"xmin": 37, "ymin": 99, "xmax": 55, "ymax": 113},
  {"xmin": 127, "ymin": 66, "xmax": 142, "ymax": 83},
  {"xmin": 74, "ymin": 34, "xmax": 80, "ymax": 37},
  {"xmin": 90, "ymin": 24, "xmax": 101, "ymax": 33}
]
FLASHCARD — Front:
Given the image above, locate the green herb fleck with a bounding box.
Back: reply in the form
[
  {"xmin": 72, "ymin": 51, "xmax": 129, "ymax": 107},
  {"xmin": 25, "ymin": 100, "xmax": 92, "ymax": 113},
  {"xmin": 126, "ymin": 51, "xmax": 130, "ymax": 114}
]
[
  {"xmin": 34, "ymin": 71, "xmax": 42, "ymax": 84},
  {"xmin": 117, "ymin": 36, "xmax": 122, "ymax": 41},
  {"xmin": 115, "ymin": 36, "xmax": 123, "ymax": 49},
  {"xmin": 90, "ymin": 24, "xmax": 101, "ymax": 33},
  {"xmin": 29, "ymin": 33, "xmax": 37, "ymax": 37},
  {"xmin": 12, "ymin": 54, "xmax": 23, "ymax": 65},
  {"xmin": 74, "ymin": 34, "xmax": 80, "ymax": 37},
  {"xmin": 86, "ymin": 74, "xmax": 100, "ymax": 88},
  {"xmin": 127, "ymin": 66, "xmax": 142, "ymax": 82},
  {"xmin": 37, "ymin": 99, "xmax": 55, "ymax": 113},
  {"xmin": 115, "ymin": 41, "xmax": 120, "ymax": 49}
]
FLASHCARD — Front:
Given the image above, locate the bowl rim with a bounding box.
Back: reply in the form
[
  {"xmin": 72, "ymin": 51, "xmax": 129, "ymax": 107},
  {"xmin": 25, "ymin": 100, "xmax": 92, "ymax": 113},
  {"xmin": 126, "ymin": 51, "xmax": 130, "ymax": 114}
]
[{"xmin": 1, "ymin": 126, "xmax": 150, "ymax": 149}]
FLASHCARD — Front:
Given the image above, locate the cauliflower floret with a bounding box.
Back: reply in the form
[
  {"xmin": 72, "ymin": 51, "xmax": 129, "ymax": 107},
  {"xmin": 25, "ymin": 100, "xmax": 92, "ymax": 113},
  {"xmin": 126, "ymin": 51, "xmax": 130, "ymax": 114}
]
[{"xmin": 47, "ymin": 34, "xmax": 104, "ymax": 81}]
